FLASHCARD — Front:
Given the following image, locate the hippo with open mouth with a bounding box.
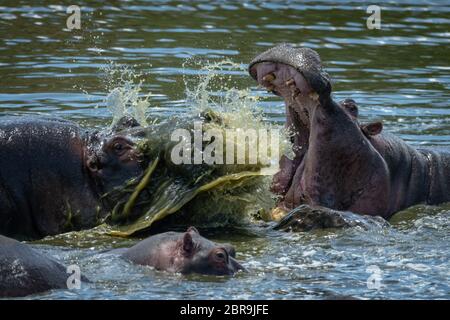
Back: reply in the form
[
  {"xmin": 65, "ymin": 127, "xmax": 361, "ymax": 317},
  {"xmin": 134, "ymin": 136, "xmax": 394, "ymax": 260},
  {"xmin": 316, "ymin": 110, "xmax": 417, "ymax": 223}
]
[
  {"xmin": 0, "ymin": 116, "xmax": 147, "ymax": 240},
  {"xmin": 248, "ymin": 44, "xmax": 450, "ymax": 228}
]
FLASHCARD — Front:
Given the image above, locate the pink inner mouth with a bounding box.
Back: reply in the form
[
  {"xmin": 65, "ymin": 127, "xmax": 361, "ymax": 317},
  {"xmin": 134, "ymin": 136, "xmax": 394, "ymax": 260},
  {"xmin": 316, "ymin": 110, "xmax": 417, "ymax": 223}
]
[
  {"xmin": 252, "ymin": 62, "xmax": 313, "ymax": 98},
  {"xmin": 251, "ymin": 62, "xmax": 321, "ymax": 134},
  {"xmin": 250, "ymin": 62, "xmax": 321, "ymax": 207}
]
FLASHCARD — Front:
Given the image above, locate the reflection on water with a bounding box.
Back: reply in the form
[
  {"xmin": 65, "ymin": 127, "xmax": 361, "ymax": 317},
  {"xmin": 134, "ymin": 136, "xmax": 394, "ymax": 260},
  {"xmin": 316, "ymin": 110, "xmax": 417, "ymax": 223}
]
[{"xmin": 0, "ymin": 0, "xmax": 449, "ymax": 299}]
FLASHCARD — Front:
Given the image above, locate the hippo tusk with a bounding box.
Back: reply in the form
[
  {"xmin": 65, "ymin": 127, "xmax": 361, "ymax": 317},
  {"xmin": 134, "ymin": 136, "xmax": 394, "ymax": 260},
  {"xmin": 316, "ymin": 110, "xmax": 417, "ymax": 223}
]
[
  {"xmin": 309, "ymin": 92, "xmax": 320, "ymax": 101},
  {"xmin": 284, "ymin": 79, "xmax": 302, "ymax": 100},
  {"xmin": 270, "ymin": 207, "xmax": 288, "ymax": 221},
  {"xmin": 285, "ymin": 78, "xmax": 295, "ymax": 87},
  {"xmin": 263, "ymin": 73, "xmax": 276, "ymax": 82}
]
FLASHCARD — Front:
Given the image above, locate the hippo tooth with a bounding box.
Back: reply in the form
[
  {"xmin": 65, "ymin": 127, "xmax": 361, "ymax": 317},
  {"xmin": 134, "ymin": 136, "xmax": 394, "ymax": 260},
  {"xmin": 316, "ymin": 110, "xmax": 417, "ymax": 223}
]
[
  {"xmin": 309, "ymin": 92, "xmax": 319, "ymax": 101},
  {"xmin": 292, "ymin": 88, "xmax": 301, "ymax": 99},
  {"xmin": 263, "ymin": 73, "xmax": 275, "ymax": 82},
  {"xmin": 285, "ymin": 79, "xmax": 295, "ymax": 86}
]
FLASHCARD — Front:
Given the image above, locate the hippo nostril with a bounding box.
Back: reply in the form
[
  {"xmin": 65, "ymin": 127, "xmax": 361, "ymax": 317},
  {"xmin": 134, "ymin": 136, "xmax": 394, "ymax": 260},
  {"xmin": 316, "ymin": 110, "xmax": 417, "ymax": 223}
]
[
  {"xmin": 87, "ymin": 159, "xmax": 97, "ymax": 171},
  {"xmin": 87, "ymin": 154, "xmax": 104, "ymax": 171},
  {"xmin": 230, "ymin": 258, "xmax": 246, "ymax": 273}
]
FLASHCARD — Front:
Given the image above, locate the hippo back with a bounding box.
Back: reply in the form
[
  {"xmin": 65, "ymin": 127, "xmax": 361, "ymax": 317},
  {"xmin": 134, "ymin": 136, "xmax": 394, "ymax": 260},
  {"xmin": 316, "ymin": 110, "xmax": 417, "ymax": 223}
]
[
  {"xmin": 0, "ymin": 117, "xmax": 100, "ymax": 239},
  {"xmin": 418, "ymin": 147, "xmax": 450, "ymax": 205},
  {"xmin": 0, "ymin": 235, "xmax": 68, "ymax": 297}
]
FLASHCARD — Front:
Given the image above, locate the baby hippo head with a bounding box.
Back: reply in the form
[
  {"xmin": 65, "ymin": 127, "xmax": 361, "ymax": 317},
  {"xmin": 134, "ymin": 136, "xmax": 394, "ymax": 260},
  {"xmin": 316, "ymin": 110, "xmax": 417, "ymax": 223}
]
[
  {"xmin": 178, "ymin": 227, "xmax": 245, "ymax": 276},
  {"xmin": 121, "ymin": 227, "xmax": 245, "ymax": 276}
]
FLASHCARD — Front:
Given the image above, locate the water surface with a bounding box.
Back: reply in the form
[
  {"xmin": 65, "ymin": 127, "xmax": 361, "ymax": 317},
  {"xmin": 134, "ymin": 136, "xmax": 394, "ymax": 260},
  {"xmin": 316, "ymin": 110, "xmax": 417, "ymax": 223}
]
[{"xmin": 0, "ymin": 0, "xmax": 449, "ymax": 299}]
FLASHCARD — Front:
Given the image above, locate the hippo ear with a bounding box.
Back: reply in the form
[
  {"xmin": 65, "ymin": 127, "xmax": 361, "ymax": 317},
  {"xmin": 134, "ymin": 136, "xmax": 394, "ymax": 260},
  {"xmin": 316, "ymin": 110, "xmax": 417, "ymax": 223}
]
[
  {"xmin": 112, "ymin": 116, "xmax": 141, "ymax": 132},
  {"xmin": 182, "ymin": 232, "xmax": 194, "ymax": 255},
  {"xmin": 186, "ymin": 226, "xmax": 199, "ymax": 235},
  {"xmin": 362, "ymin": 121, "xmax": 383, "ymax": 137}
]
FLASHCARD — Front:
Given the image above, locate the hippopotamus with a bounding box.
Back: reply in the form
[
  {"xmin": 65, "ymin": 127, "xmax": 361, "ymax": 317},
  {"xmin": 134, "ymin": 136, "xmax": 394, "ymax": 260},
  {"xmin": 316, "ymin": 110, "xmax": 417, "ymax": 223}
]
[
  {"xmin": 248, "ymin": 44, "xmax": 450, "ymax": 226},
  {"xmin": 118, "ymin": 227, "xmax": 245, "ymax": 275},
  {"xmin": 0, "ymin": 234, "xmax": 85, "ymax": 297},
  {"xmin": 0, "ymin": 116, "xmax": 146, "ymax": 240}
]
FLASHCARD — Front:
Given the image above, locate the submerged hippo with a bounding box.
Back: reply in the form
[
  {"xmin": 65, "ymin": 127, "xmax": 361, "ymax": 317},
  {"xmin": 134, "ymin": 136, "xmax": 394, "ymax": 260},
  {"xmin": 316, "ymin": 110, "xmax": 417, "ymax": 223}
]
[
  {"xmin": 0, "ymin": 235, "xmax": 83, "ymax": 297},
  {"xmin": 0, "ymin": 112, "xmax": 273, "ymax": 239},
  {"xmin": 0, "ymin": 116, "xmax": 146, "ymax": 240},
  {"xmin": 119, "ymin": 227, "xmax": 244, "ymax": 275},
  {"xmin": 248, "ymin": 44, "xmax": 450, "ymax": 227}
]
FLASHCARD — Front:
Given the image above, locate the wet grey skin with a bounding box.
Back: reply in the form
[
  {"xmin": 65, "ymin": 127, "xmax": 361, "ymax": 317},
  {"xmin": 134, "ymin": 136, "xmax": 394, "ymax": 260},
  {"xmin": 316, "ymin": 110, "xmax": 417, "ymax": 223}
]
[
  {"xmin": 0, "ymin": 116, "xmax": 147, "ymax": 240},
  {"xmin": 249, "ymin": 44, "xmax": 450, "ymax": 228},
  {"xmin": 0, "ymin": 234, "xmax": 89, "ymax": 297},
  {"xmin": 119, "ymin": 227, "xmax": 245, "ymax": 276}
]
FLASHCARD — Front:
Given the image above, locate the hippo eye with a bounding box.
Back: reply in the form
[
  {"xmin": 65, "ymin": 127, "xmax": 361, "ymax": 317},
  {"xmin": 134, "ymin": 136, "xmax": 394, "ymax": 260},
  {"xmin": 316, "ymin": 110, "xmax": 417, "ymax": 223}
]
[
  {"xmin": 110, "ymin": 139, "xmax": 133, "ymax": 154},
  {"xmin": 113, "ymin": 142, "xmax": 123, "ymax": 151},
  {"xmin": 215, "ymin": 250, "xmax": 227, "ymax": 261}
]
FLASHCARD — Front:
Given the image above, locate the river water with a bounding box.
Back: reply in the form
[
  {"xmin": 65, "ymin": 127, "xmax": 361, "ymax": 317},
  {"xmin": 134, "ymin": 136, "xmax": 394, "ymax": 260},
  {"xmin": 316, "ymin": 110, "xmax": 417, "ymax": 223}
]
[{"xmin": 0, "ymin": 0, "xmax": 449, "ymax": 299}]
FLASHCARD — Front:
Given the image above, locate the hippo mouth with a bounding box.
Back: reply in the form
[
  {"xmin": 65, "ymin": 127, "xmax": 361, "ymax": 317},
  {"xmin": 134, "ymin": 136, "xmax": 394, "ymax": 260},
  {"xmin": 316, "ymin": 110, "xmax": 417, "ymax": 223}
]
[
  {"xmin": 248, "ymin": 45, "xmax": 333, "ymax": 201},
  {"xmin": 100, "ymin": 115, "xmax": 272, "ymax": 237},
  {"xmin": 248, "ymin": 44, "xmax": 331, "ymax": 135},
  {"xmin": 250, "ymin": 61, "xmax": 318, "ymax": 137}
]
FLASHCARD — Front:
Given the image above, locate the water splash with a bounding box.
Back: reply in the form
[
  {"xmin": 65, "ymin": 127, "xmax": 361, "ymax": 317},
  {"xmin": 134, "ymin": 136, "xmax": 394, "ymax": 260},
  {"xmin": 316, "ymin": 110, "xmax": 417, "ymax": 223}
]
[
  {"xmin": 86, "ymin": 59, "xmax": 298, "ymax": 235},
  {"xmin": 184, "ymin": 59, "xmax": 266, "ymax": 128},
  {"xmin": 182, "ymin": 58, "xmax": 293, "ymax": 158},
  {"xmin": 102, "ymin": 62, "xmax": 151, "ymax": 126},
  {"xmin": 100, "ymin": 58, "xmax": 292, "ymax": 161},
  {"xmin": 61, "ymin": 58, "xmax": 298, "ymax": 235}
]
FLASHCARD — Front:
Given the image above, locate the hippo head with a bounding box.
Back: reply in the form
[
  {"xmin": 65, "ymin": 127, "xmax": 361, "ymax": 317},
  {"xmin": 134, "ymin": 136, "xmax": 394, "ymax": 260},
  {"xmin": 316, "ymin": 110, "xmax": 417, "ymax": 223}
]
[
  {"xmin": 85, "ymin": 116, "xmax": 147, "ymax": 197},
  {"xmin": 249, "ymin": 44, "xmax": 331, "ymax": 98},
  {"xmin": 177, "ymin": 227, "xmax": 245, "ymax": 276},
  {"xmin": 339, "ymin": 98, "xmax": 383, "ymax": 137},
  {"xmin": 249, "ymin": 44, "xmax": 387, "ymax": 213},
  {"xmin": 249, "ymin": 44, "xmax": 333, "ymax": 133},
  {"xmin": 249, "ymin": 44, "xmax": 382, "ymax": 135}
]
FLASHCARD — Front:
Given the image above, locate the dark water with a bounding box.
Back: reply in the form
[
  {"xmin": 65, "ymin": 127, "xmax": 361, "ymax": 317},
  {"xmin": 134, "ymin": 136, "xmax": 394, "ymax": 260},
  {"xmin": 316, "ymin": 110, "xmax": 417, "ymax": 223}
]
[{"xmin": 0, "ymin": 0, "xmax": 449, "ymax": 299}]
